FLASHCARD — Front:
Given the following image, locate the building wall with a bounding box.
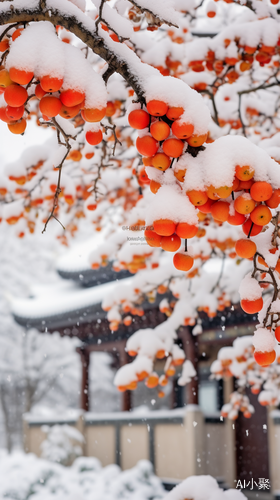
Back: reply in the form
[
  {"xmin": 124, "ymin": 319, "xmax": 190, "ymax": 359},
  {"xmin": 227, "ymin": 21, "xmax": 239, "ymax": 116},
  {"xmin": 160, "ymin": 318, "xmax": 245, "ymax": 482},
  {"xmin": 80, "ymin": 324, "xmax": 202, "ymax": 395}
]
[{"xmin": 23, "ymin": 407, "xmax": 234, "ymax": 486}]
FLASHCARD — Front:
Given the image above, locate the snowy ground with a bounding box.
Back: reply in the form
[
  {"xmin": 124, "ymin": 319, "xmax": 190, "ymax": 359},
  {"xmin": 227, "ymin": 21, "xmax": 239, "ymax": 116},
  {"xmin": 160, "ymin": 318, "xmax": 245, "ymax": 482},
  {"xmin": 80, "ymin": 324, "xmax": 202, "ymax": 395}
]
[{"xmin": 0, "ymin": 452, "xmax": 165, "ymax": 500}]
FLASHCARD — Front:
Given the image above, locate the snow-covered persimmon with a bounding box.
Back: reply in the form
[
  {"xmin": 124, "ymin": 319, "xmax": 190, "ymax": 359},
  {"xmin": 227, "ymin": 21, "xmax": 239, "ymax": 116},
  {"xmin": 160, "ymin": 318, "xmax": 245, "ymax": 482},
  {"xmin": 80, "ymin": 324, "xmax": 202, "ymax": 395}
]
[
  {"xmin": 187, "ymin": 190, "xmax": 208, "ymax": 206},
  {"xmin": 235, "ymin": 165, "xmax": 255, "ymax": 181},
  {"xmin": 241, "ymin": 297, "xmax": 263, "ymax": 314},
  {"xmin": 176, "ymin": 223, "xmax": 198, "ymax": 238},
  {"xmin": 146, "ymin": 100, "xmax": 168, "ymax": 116},
  {"xmin": 153, "ymin": 219, "xmax": 176, "ymax": 236},
  {"xmin": 254, "ymin": 350, "xmax": 276, "ymax": 367},
  {"xmin": 9, "ymin": 68, "xmax": 33, "ymax": 85},
  {"xmin": 60, "ymin": 89, "xmax": 85, "ymax": 107},
  {"xmin": 40, "ymin": 75, "xmax": 64, "ymax": 93},
  {"xmin": 85, "ymin": 129, "xmax": 103, "ymax": 145},
  {"xmin": 234, "ymin": 194, "xmax": 255, "ymax": 214},
  {"xmin": 166, "ymin": 106, "xmax": 184, "ymax": 120},
  {"xmin": 81, "ymin": 107, "xmax": 106, "ymax": 122},
  {"xmin": 171, "ymin": 120, "xmax": 194, "ymax": 139}
]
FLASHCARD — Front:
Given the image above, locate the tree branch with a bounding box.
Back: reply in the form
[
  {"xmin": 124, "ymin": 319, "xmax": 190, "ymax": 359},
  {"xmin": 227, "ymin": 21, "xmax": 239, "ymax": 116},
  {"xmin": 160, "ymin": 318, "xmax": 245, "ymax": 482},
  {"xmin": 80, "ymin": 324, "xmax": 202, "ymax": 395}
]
[{"xmin": 0, "ymin": 1, "xmax": 147, "ymax": 103}]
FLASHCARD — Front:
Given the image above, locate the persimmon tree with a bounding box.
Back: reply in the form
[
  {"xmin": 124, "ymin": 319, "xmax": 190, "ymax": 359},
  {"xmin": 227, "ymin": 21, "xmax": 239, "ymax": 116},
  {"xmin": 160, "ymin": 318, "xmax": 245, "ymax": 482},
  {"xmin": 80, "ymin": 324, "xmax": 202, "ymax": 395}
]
[{"xmin": 1, "ymin": 0, "xmax": 280, "ymax": 401}]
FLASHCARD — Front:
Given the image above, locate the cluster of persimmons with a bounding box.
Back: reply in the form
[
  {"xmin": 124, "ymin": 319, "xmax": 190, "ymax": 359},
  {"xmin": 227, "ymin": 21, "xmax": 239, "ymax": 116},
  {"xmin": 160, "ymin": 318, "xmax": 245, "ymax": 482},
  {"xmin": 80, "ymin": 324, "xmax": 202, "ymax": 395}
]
[{"xmin": 0, "ymin": 28, "xmax": 110, "ymax": 144}]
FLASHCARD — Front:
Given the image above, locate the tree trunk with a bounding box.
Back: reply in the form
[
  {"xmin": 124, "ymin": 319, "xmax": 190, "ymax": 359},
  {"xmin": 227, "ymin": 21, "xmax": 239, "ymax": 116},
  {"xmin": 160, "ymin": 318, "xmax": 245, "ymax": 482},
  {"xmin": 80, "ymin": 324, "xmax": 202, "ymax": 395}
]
[
  {"xmin": 0, "ymin": 384, "xmax": 12, "ymax": 453},
  {"xmin": 179, "ymin": 326, "xmax": 199, "ymax": 405}
]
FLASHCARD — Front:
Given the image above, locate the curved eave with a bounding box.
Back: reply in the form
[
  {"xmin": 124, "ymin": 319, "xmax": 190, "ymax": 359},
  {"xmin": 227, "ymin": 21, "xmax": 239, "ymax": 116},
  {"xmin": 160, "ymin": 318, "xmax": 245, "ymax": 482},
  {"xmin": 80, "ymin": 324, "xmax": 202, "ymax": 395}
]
[{"xmin": 57, "ymin": 264, "xmax": 132, "ymax": 288}]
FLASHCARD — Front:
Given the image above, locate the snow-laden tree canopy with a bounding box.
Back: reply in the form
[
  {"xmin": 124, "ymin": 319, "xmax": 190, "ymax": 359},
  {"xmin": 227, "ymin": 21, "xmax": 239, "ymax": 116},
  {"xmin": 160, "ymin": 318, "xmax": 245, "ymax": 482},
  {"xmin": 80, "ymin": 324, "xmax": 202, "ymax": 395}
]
[{"xmin": 2, "ymin": 0, "xmax": 280, "ymax": 410}]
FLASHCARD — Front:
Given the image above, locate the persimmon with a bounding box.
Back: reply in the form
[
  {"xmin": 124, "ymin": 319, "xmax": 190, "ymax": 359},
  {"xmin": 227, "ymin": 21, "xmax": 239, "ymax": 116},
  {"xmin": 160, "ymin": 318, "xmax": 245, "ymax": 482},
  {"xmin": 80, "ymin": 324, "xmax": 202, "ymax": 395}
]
[
  {"xmin": 266, "ymin": 189, "xmax": 280, "ymax": 209},
  {"xmin": 8, "ymin": 118, "xmax": 26, "ymax": 134},
  {"xmin": 0, "ymin": 39, "xmax": 9, "ymax": 52},
  {"xmin": 215, "ymin": 185, "xmax": 233, "ymax": 199},
  {"xmin": 150, "ymin": 121, "xmax": 170, "ymax": 141},
  {"xmin": 144, "ymin": 229, "xmax": 162, "ymax": 247},
  {"xmin": 39, "ymin": 95, "xmax": 62, "ymax": 117},
  {"xmin": 138, "ymin": 167, "xmax": 150, "ymax": 185},
  {"xmin": 145, "ymin": 373, "xmax": 159, "ymax": 388},
  {"xmin": 151, "ymin": 152, "xmax": 171, "ymax": 171},
  {"xmin": 128, "ymin": 109, "xmax": 150, "ymax": 129},
  {"xmin": 171, "ymin": 120, "xmax": 194, "ymax": 139},
  {"xmin": 35, "ymin": 84, "xmax": 47, "ymax": 99},
  {"xmin": 234, "ymin": 194, "xmax": 255, "ymax": 214},
  {"xmin": 187, "ymin": 190, "xmax": 208, "ymax": 206},
  {"xmin": 254, "ymin": 350, "xmax": 276, "ymax": 367},
  {"xmin": 210, "ymin": 201, "xmax": 230, "ymax": 221},
  {"xmin": 173, "ymin": 252, "xmax": 194, "ymax": 271},
  {"xmin": 275, "ymin": 326, "xmax": 280, "ymax": 342},
  {"xmin": 174, "ymin": 168, "xmax": 186, "ymax": 182},
  {"xmin": 176, "ymin": 222, "xmax": 198, "ymax": 238},
  {"xmin": 0, "ymin": 69, "xmax": 13, "ymax": 88},
  {"xmin": 239, "ymin": 179, "xmax": 254, "ymax": 190},
  {"xmin": 142, "ymin": 157, "xmax": 153, "ymax": 166},
  {"xmin": 136, "ymin": 370, "xmax": 149, "ymax": 381},
  {"xmin": 126, "ymin": 380, "xmax": 138, "ymax": 390},
  {"xmin": 60, "ymin": 89, "xmax": 85, "ymax": 107},
  {"xmin": 156, "ymin": 349, "xmax": 166, "ymax": 359},
  {"xmin": 153, "ymin": 219, "xmax": 176, "ymax": 236},
  {"xmin": 150, "ymin": 180, "xmax": 161, "ymax": 193},
  {"xmin": 162, "ymin": 138, "xmax": 184, "ymax": 158},
  {"xmin": 81, "ymin": 107, "xmax": 106, "ymax": 122},
  {"xmin": 86, "ymin": 129, "xmax": 103, "ymax": 145},
  {"xmin": 4, "ymin": 84, "xmax": 28, "ymax": 107},
  {"xmin": 250, "ymin": 181, "xmax": 273, "ymax": 202},
  {"xmin": 186, "ymin": 133, "xmax": 207, "ymax": 147},
  {"xmin": 5, "ymin": 105, "xmax": 24, "ymax": 121},
  {"xmin": 207, "ymin": 185, "xmax": 220, "ymax": 200},
  {"xmin": 146, "ymin": 100, "xmax": 168, "ymax": 116},
  {"xmin": 105, "ymin": 101, "xmax": 116, "ymax": 117},
  {"xmin": 199, "ymin": 198, "xmax": 214, "ymax": 214},
  {"xmin": 166, "ymin": 106, "xmax": 184, "ymax": 120},
  {"xmin": 235, "ymin": 238, "xmax": 257, "ymax": 259},
  {"xmin": 136, "ymin": 136, "xmax": 158, "ymax": 156},
  {"xmin": 258, "ymin": 256, "xmax": 268, "ymax": 268},
  {"xmin": 160, "ymin": 233, "xmax": 181, "ymax": 252},
  {"xmin": 12, "ymin": 28, "xmax": 23, "ymax": 41},
  {"xmin": 250, "ymin": 205, "xmax": 272, "ymax": 226},
  {"xmin": 242, "ymin": 219, "xmax": 262, "ymax": 236},
  {"xmin": 59, "ymin": 103, "xmax": 81, "ymax": 119},
  {"xmin": 241, "ymin": 297, "xmax": 263, "ymax": 314},
  {"xmin": 40, "ymin": 75, "xmax": 63, "ymax": 92},
  {"xmin": 87, "ymin": 201, "xmax": 97, "ymax": 210},
  {"xmin": 9, "ymin": 68, "xmax": 33, "ymax": 85}
]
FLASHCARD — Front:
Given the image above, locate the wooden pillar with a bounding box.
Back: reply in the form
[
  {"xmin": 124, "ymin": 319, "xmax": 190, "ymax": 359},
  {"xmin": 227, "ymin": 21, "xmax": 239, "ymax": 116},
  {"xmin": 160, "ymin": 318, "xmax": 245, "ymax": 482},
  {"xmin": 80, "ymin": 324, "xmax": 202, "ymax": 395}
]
[
  {"xmin": 77, "ymin": 347, "xmax": 90, "ymax": 411},
  {"xmin": 179, "ymin": 326, "xmax": 199, "ymax": 405},
  {"xmin": 118, "ymin": 341, "xmax": 132, "ymax": 412}
]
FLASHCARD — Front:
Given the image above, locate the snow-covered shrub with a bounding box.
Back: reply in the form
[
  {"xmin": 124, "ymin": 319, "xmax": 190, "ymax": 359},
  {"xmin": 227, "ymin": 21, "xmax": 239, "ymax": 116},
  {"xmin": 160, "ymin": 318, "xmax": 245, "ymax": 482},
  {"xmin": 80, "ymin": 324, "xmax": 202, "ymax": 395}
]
[{"xmin": 40, "ymin": 424, "xmax": 84, "ymax": 465}]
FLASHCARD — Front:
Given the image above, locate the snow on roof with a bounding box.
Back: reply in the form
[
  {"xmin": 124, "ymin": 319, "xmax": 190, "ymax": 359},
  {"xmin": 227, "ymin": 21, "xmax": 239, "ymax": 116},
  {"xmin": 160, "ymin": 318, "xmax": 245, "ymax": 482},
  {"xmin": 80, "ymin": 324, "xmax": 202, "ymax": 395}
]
[
  {"xmin": 11, "ymin": 277, "xmax": 133, "ymax": 321},
  {"xmin": 56, "ymin": 231, "xmax": 106, "ymax": 273}
]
